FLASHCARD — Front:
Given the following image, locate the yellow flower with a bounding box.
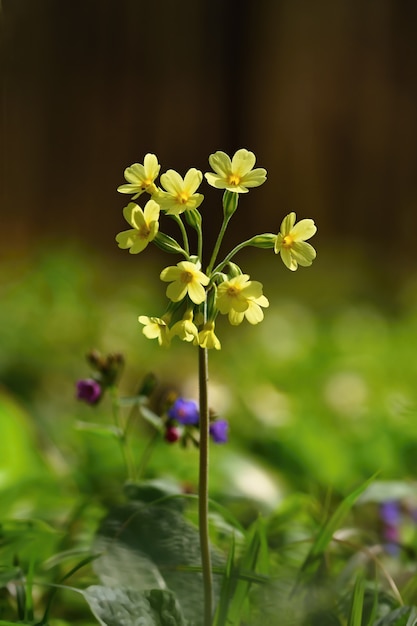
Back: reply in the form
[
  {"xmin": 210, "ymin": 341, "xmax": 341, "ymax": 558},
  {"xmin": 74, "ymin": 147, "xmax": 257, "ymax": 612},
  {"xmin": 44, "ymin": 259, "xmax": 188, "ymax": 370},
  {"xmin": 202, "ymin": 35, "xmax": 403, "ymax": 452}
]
[
  {"xmin": 138, "ymin": 315, "xmax": 171, "ymax": 347},
  {"xmin": 156, "ymin": 168, "xmax": 204, "ymax": 216},
  {"xmin": 160, "ymin": 261, "xmax": 209, "ymax": 305},
  {"xmin": 115, "ymin": 200, "xmax": 160, "ymax": 254},
  {"xmin": 205, "ymin": 149, "xmax": 267, "ymax": 193},
  {"xmin": 274, "ymin": 212, "xmax": 317, "ymax": 271},
  {"xmin": 228, "ymin": 295, "xmax": 269, "ymax": 326},
  {"xmin": 216, "ymin": 274, "xmax": 265, "ymax": 317},
  {"xmin": 170, "ymin": 310, "xmax": 199, "ymax": 343},
  {"xmin": 117, "ymin": 154, "xmax": 160, "ymax": 199},
  {"xmin": 195, "ymin": 321, "xmax": 221, "ymax": 350}
]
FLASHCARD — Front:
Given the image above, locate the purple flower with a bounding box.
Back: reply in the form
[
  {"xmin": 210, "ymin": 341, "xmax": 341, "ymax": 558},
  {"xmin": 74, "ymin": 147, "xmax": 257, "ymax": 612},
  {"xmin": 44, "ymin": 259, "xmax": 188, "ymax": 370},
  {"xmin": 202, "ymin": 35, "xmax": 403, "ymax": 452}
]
[
  {"xmin": 168, "ymin": 398, "xmax": 200, "ymax": 425},
  {"xmin": 210, "ymin": 419, "xmax": 229, "ymax": 444},
  {"xmin": 380, "ymin": 501, "xmax": 400, "ymax": 555},
  {"xmin": 76, "ymin": 379, "xmax": 102, "ymax": 404}
]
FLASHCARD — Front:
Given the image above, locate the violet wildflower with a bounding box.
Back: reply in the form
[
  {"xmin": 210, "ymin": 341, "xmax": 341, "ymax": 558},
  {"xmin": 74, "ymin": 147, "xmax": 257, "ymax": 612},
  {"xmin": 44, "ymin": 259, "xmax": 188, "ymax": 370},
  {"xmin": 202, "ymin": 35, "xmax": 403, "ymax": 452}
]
[
  {"xmin": 76, "ymin": 379, "xmax": 102, "ymax": 405},
  {"xmin": 209, "ymin": 419, "xmax": 229, "ymax": 444},
  {"xmin": 380, "ymin": 500, "xmax": 400, "ymax": 555},
  {"xmin": 168, "ymin": 398, "xmax": 200, "ymax": 426}
]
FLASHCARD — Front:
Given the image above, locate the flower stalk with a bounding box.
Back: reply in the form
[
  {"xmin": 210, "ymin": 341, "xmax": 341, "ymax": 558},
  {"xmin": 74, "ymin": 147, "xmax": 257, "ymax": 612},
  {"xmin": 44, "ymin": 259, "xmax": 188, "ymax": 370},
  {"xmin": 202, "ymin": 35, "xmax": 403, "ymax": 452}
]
[{"xmin": 113, "ymin": 148, "xmax": 317, "ymax": 622}]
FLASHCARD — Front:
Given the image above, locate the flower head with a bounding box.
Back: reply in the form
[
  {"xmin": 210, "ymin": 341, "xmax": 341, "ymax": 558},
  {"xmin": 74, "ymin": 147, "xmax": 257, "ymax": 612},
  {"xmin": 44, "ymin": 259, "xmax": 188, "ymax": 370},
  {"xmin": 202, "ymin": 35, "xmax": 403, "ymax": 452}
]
[
  {"xmin": 117, "ymin": 153, "xmax": 160, "ymax": 199},
  {"xmin": 274, "ymin": 212, "xmax": 317, "ymax": 271},
  {"xmin": 228, "ymin": 294, "xmax": 269, "ymax": 326},
  {"xmin": 205, "ymin": 149, "xmax": 267, "ymax": 193},
  {"xmin": 156, "ymin": 168, "xmax": 204, "ymax": 216},
  {"xmin": 195, "ymin": 321, "xmax": 221, "ymax": 350},
  {"xmin": 210, "ymin": 419, "xmax": 228, "ymax": 443},
  {"xmin": 168, "ymin": 398, "xmax": 200, "ymax": 425},
  {"xmin": 160, "ymin": 260, "xmax": 209, "ymax": 305},
  {"xmin": 115, "ymin": 200, "xmax": 160, "ymax": 254},
  {"xmin": 216, "ymin": 274, "xmax": 265, "ymax": 319},
  {"xmin": 76, "ymin": 379, "xmax": 102, "ymax": 404},
  {"xmin": 170, "ymin": 310, "xmax": 199, "ymax": 342},
  {"xmin": 138, "ymin": 315, "xmax": 171, "ymax": 347}
]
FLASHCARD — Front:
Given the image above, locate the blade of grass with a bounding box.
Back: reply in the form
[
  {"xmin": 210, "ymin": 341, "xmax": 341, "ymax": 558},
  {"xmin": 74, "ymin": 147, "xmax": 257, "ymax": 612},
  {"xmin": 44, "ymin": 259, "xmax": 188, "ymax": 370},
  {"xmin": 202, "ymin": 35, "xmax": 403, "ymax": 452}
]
[
  {"xmin": 298, "ymin": 475, "xmax": 376, "ymax": 582},
  {"xmin": 212, "ymin": 534, "xmax": 236, "ymax": 626},
  {"xmin": 347, "ymin": 571, "xmax": 365, "ymax": 626}
]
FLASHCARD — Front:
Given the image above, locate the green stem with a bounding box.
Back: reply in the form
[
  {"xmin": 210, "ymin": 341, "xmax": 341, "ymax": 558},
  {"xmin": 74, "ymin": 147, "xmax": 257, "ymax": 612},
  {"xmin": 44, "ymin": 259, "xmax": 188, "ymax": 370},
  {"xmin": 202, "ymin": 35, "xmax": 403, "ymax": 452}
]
[
  {"xmin": 211, "ymin": 238, "xmax": 252, "ymax": 275},
  {"xmin": 110, "ymin": 387, "xmax": 137, "ymax": 482},
  {"xmin": 196, "ymin": 220, "xmax": 203, "ymax": 264},
  {"xmin": 136, "ymin": 430, "xmax": 160, "ymax": 480},
  {"xmin": 198, "ymin": 337, "xmax": 213, "ymax": 625},
  {"xmin": 206, "ymin": 214, "xmax": 231, "ymax": 276},
  {"xmin": 172, "ymin": 215, "xmax": 190, "ymax": 256}
]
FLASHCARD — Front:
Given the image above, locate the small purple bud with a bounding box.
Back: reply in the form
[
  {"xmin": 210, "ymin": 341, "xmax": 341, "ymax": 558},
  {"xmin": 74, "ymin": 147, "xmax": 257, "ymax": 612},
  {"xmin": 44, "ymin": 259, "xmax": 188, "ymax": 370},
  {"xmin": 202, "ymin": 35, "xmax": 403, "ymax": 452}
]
[
  {"xmin": 210, "ymin": 419, "xmax": 229, "ymax": 444},
  {"xmin": 168, "ymin": 398, "xmax": 200, "ymax": 426},
  {"xmin": 165, "ymin": 426, "xmax": 181, "ymax": 443},
  {"xmin": 76, "ymin": 379, "xmax": 102, "ymax": 404}
]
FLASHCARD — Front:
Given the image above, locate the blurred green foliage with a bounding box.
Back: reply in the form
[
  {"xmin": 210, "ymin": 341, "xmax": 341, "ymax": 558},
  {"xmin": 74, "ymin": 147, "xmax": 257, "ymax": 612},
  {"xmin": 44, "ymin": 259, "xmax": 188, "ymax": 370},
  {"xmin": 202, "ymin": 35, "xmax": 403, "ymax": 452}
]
[{"xmin": 1, "ymin": 246, "xmax": 417, "ymax": 623}]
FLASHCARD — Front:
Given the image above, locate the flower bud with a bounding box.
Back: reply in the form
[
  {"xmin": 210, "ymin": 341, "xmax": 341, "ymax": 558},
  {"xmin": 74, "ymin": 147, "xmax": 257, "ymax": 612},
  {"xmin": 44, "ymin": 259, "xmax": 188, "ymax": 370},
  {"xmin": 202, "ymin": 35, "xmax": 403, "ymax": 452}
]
[
  {"xmin": 209, "ymin": 419, "xmax": 229, "ymax": 444},
  {"xmin": 245, "ymin": 234, "xmax": 277, "ymax": 249},
  {"xmin": 222, "ymin": 190, "xmax": 239, "ymax": 219},
  {"xmin": 76, "ymin": 379, "xmax": 102, "ymax": 405},
  {"xmin": 153, "ymin": 232, "xmax": 185, "ymax": 255}
]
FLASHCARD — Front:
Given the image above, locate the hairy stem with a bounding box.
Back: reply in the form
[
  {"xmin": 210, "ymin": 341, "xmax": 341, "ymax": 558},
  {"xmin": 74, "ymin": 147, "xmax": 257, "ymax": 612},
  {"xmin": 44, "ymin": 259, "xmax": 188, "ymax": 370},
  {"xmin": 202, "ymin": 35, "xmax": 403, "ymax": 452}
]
[{"xmin": 198, "ymin": 341, "xmax": 213, "ymax": 625}]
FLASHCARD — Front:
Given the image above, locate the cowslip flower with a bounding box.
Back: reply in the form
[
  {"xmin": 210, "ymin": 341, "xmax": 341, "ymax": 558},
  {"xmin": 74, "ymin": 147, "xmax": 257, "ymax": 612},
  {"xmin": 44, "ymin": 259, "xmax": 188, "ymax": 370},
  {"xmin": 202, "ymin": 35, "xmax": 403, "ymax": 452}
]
[
  {"xmin": 274, "ymin": 212, "xmax": 317, "ymax": 271},
  {"xmin": 76, "ymin": 379, "xmax": 102, "ymax": 404},
  {"xmin": 115, "ymin": 200, "xmax": 160, "ymax": 254},
  {"xmin": 138, "ymin": 315, "xmax": 171, "ymax": 347},
  {"xmin": 170, "ymin": 310, "xmax": 199, "ymax": 342},
  {"xmin": 160, "ymin": 261, "xmax": 209, "ymax": 305},
  {"xmin": 205, "ymin": 149, "xmax": 267, "ymax": 193},
  {"xmin": 168, "ymin": 398, "xmax": 199, "ymax": 425},
  {"xmin": 156, "ymin": 168, "xmax": 204, "ymax": 216},
  {"xmin": 228, "ymin": 294, "xmax": 269, "ymax": 326},
  {"xmin": 210, "ymin": 419, "xmax": 229, "ymax": 443},
  {"xmin": 216, "ymin": 275, "xmax": 266, "ymax": 319},
  {"xmin": 195, "ymin": 321, "xmax": 221, "ymax": 350},
  {"xmin": 117, "ymin": 153, "xmax": 160, "ymax": 199}
]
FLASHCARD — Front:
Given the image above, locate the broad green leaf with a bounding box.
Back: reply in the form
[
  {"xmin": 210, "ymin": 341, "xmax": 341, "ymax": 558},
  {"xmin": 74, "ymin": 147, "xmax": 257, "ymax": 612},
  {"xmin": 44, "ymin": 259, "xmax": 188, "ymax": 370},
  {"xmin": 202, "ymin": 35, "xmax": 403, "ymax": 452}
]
[
  {"xmin": 93, "ymin": 501, "xmax": 225, "ymax": 626},
  {"xmin": 84, "ymin": 586, "xmax": 186, "ymax": 626}
]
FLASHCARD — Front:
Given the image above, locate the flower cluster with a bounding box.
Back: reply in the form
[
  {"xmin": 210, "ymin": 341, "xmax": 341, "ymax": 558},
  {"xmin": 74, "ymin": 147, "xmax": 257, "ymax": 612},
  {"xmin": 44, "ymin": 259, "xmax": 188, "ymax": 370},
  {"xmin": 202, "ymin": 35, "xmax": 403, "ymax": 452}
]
[
  {"xmin": 76, "ymin": 350, "xmax": 124, "ymax": 404},
  {"xmin": 166, "ymin": 397, "xmax": 228, "ymax": 445},
  {"xmin": 116, "ymin": 149, "xmax": 317, "ymax": 349}
]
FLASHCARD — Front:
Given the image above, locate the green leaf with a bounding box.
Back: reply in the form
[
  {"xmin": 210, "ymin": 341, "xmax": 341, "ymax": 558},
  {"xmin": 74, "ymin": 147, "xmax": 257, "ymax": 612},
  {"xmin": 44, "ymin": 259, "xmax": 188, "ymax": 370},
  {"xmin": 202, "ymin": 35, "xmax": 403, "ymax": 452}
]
[
  {"xmin": 298, "ymin": 476, "xmax": 376, "ymax": 581},
  {"xmin": 84, "ymin": 586, "xmax": 187, "ymax": 626},
  {"xmin": 93, "ymin": 502, "xmax": 225, "ymax": 626},
  {"xmin": 75, "ymin": 421, "xmax": 123, "ymax": 438},
  {"xmin": 374, "ymin": 606, "xmax": 417, "ymax": 626},
  {"xmin": 347, "ymin": 571, "xmax": 365, "ymax": 626}
]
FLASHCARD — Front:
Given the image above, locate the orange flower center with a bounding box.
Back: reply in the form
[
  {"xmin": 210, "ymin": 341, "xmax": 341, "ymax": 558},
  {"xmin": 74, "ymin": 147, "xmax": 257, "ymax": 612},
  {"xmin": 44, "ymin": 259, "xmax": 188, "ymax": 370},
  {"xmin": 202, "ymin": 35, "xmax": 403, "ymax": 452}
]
[
  {"xmin": 282, "ymin": 235, "xmax": 294, "ymax": 248},
  {"xmin": 178, "ymin": 192, "xmax": 189, "ymax": 205},
  {"xmin": 228, "ymin": 174, "xmax": 241, "ymax": 186},
  {"xmin": 181, "ymin": 271, "xmax": 194, "ymax": 284}
]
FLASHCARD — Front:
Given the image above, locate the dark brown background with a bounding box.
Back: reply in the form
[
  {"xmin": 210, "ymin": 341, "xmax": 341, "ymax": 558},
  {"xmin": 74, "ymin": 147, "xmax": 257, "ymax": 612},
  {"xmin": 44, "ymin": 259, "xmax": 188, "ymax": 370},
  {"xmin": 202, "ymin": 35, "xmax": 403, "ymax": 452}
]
[{"xmin": 2, "ymin": 0, "xmax": 417, "ymax": 265}]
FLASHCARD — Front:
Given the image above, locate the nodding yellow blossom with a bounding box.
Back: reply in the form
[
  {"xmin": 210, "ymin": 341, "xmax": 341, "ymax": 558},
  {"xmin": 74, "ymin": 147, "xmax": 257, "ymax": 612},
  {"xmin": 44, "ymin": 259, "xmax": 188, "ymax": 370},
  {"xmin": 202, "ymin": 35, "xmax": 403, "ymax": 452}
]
[
  {"xmin": 205, "ymin": 149, "xmax": 267, "ymax": 193},
  {"xmin": 160, "ymin": 261, "xmax": 209, "ymax": 305},
  {"xmin": 117, "ymin": 154, "xmax": 160, "ymax": 199},
  {"xmin": 195, "ymin": 321, "xmax": 221, "ymax": 350},
  {"xmin": 274, "ymin": 212, "xmax": 317, "ymax": 271},
  {"xmin": 116, "ymin": 200, "xmax": 160, "ymax": 254},
  {"xmin": 216, "ymin": 274, "xmax": 266, "ymax": 319},
  {"xmin": 170, "ymin": 310, "xmax": 199, "ymax": 343},
  {"xmin": 156, "ymin": 168, "xmax": 204, "ymax": 216},
  {"xmin": 228, "ymin": 295, "xmax": 269, "ymax": 326},
  {"xmin": 138, "ymin": 315, "xmax": 171, "ymax": 347}
]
